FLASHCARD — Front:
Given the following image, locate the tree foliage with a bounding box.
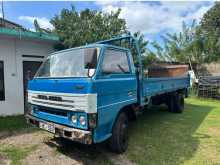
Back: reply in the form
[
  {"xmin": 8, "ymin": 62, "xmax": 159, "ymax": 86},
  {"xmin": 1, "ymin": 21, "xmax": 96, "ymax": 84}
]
[
  {"xmin": 133, "ymin": 31, "xmax": 148, "ymax": 54},
  {"xmin": 142, "ymin": 53, "xmax": 159, "ymax": 68},
  {"xmin": 131, "ymin": 31, "xmax": 149, "ymax": 65},
  {"xmin": 149, "ymin": 2, "xmax": 220, "ymax": 66},
  {"xmin": 51, "ymin": 6, "xmax": 127, "ymax": 50},
  {"xmin": 50, "ymin": 5, "xmax": 153, "ymax": 67},
  {"xmin": 201, "ymin": 2, "xmax": 220, "ymax": 34},
  {"xmin": 200, "ymin": 2, "xmax": 220, "ymax": 62},
  {"xmin": 159, "ymin": 21, "xmax": 204, "ymax": 64},
  {"xmin": 151, "ymin": 20, "xmax": 220, "ymax": 65},
  {"xmin": 147, "ymin": 22, "xmax": 198, "ymax": 65}
]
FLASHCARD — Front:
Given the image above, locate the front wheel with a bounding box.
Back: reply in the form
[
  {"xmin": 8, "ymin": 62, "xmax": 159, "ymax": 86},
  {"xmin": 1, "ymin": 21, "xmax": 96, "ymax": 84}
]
[{"xmin": 109, "ymin": 112, "xmax": 129, "ymax": 153}]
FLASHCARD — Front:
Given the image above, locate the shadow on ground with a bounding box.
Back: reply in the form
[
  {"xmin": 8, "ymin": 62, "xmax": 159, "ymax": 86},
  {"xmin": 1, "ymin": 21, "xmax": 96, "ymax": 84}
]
[{"xmin": 43, "ymin": 102, "xmax": 214, "ymax": 165}]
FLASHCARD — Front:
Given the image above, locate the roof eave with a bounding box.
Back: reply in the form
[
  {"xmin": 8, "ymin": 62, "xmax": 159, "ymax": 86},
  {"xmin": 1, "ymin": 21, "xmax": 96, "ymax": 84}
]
[{"xmin": 0, "ymin": 27, "xmax": 59, "ymax": 42}]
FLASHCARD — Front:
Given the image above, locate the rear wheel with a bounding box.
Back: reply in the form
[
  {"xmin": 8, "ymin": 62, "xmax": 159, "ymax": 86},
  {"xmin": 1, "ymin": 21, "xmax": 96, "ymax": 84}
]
[
  {"xmin": 173, "ymin": 93, "xmax": 184, "ymax": 113},
  {"xmin": 167, "ymin": 94, "xmax": 175, "ymax": 112},
  {"xmin": 167, "ymin": 92, "xmax": 184, "ymax": 113},
  {"xmin": 109, "ymin": 112, "xmax": 129, "ymax": 153}
]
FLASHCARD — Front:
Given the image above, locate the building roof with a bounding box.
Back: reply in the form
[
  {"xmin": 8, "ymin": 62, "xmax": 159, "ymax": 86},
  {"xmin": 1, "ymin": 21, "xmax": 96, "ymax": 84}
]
[
  {"xmin": 0, "ymin": 18, "xmax": 23, "ymax": 29},
  {"xmin": 0, "ymin": 27, "xmax": 59, "ymax": 42},
  {"xmin": 0, "ymin": 18, "xmax": 59, "ymax": 42}
]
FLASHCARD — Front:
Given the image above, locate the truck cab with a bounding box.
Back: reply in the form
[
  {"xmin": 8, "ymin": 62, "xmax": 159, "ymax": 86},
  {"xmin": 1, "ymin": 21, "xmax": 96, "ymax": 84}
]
[{"xmin": 26, "ymin": 42, "xmax": 138, "ymax": 153}]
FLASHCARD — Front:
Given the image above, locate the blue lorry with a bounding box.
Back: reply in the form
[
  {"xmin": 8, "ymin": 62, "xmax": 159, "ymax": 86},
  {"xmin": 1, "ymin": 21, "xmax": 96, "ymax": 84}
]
[{"xmin": 26, "ymin": 35, "xmax": 190, "ymax": 153}]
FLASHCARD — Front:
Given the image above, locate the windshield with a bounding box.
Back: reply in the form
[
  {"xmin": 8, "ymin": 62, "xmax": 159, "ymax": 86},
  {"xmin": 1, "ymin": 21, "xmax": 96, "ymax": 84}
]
[{"xmin": 35, "ymin": 47, "xmax": 99, "ymax": 78}]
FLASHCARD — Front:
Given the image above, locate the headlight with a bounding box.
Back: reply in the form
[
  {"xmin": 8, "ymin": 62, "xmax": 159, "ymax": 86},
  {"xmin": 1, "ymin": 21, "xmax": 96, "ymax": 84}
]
[
  {"xmin": 79, "ymin": 116, "xmax": 86, "ymax": 126},
  {"xmin": 71, "ymin": 115, "xmax": 77, "ymax": 124}
]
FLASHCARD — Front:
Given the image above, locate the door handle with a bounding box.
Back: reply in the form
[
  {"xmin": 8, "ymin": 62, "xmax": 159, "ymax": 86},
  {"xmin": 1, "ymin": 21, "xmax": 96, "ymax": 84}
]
[{"xmin": 128, "ymin": 91, "xmax": 133, "ymax": 96}]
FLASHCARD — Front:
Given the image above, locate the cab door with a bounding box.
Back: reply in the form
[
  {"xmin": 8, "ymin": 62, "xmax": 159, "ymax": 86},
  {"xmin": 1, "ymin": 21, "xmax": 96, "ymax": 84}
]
[{"xmin": 93, "ymin": 48, "xmax": 137, "ymax": 142}]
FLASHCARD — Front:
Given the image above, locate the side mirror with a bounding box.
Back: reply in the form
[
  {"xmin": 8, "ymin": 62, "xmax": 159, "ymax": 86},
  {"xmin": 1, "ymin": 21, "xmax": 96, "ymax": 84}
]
[{"xmin": 86, "ymin": 63, "xmax": 95, "ymax": 77}]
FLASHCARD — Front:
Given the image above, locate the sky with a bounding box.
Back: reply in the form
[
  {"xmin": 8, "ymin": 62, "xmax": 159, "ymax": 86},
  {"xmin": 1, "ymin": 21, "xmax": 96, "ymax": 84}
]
[{"xmin": 0, "ymin": 1, "xmax": 215, "ymax": 46}]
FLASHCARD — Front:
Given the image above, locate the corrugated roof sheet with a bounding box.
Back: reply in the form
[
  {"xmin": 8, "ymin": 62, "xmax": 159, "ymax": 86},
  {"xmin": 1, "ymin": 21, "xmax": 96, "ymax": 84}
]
[{"xmin": 0, "ymin": 27, "xmax": 59, "ymax": 42}]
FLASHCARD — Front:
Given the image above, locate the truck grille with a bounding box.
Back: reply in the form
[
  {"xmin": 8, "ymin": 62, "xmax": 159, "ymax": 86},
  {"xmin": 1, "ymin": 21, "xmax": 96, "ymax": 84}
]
[
  {"xmin": 38, "ymin": 107, "xmax": 68, "ymax": 117},
  {"xmin": 28, "ymin": 91, "xmax": 88, "ymax": 112},
  {"xmin": 32, "ymin": 100, "xmax": 75, "ymax": 108}
]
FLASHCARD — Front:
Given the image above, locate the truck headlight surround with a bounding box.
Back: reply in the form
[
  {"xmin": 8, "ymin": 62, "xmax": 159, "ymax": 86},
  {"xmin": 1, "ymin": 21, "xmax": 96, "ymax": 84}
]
[
  {"xmin": 79, "ymin": 115, "xmax": 86, "ymax": 126},
  {"xmin": 71, "ymin": 114, "xmax": 77, "ymax": 124}
]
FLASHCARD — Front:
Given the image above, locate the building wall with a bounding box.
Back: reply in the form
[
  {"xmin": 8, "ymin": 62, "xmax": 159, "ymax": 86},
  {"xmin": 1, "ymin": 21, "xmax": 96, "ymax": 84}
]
[
  {"xmin": 0, "ymin": 36, "xmax": 54, "ymax": 115},
  {"xmin": 196, "ymin": 62, "xmax": 220, "ymax": 76},
  {"xmin": 203, "ymin": 62, "xmax": 220, "ymax": 76}
]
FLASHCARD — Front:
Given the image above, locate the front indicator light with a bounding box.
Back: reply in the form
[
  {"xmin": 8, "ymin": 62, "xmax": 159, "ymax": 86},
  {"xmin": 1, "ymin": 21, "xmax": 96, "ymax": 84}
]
[
  {"xmin": 88, "ymin": 113, "xmax": 97, "ymax": 128},
  {"xmin": 79, "ymin": 116, "xmax": 86, "ymax": 126},
  {"xmin": 71, "ymin": 115, "xmax": 77, "ymax": 124}
]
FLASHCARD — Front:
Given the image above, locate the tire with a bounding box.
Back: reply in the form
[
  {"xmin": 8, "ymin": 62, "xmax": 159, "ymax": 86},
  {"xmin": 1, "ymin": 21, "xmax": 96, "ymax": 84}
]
[
  {"xmin": 167, "ymin": 92, "xmax": 184, "ymax": 113},
  {"xmin": 109, "ymin": 112, "xmax": 129, "ymax": 153},
  {"xmin": 173, "ymin": 93, "xmax": 184, "ymax": 113},
  {"xmin": 167, "ymin": 94, "xmax": 175, "ymax": 112}
]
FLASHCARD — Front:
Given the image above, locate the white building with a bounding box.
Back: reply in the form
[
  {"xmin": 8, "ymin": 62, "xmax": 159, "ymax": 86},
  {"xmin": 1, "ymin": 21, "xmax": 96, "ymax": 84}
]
[{"xmin": 0, "ymin": 25, "xmax": 59, "ymax": 115}]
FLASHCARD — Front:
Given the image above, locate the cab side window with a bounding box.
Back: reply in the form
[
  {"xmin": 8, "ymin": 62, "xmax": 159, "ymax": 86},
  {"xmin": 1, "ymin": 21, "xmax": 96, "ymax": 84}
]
[{"xmin": 101, "ymin": 49, "xmax": 130, "ymax": 74}]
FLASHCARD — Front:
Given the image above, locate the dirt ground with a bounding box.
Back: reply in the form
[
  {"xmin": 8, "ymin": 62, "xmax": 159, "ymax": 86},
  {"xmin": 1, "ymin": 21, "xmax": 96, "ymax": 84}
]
[{"xmin": 0, "ymin": 130, "xmax": 135, "ymax": 165}]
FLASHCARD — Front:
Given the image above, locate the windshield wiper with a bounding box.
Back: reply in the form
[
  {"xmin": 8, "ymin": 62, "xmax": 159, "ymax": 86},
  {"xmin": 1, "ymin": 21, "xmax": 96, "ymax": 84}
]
[{"xmin": 117, "ymin": 64, "xmax": 126, "ymax": 73}]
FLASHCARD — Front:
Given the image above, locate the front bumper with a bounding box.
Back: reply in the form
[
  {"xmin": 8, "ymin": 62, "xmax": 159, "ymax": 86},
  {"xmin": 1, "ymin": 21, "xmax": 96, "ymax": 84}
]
[{"xmin": 25, "ymin": 114, "xmax": 92, "ymax": 144}]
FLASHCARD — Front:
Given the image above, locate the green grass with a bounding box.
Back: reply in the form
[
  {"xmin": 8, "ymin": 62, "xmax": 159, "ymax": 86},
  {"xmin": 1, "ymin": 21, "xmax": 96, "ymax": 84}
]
[
  {"xmin": 0, "ymin": 145, "xmax": 37, "ymax": 165},
  {"xmin": 126, "ymin": 97, "xmax": 220, "ymax": 165},
  {"xmin": 0, "ymin": 115, "xmax": 37, "ymax": 164},
  {"xmin": 1, "ymin": 98, "xmax": 220, "ymax": 165},
  {"xmin": 0, "ymin": 115, "xmax": 30, "ymax": 132}
]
